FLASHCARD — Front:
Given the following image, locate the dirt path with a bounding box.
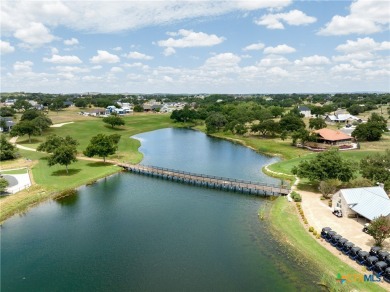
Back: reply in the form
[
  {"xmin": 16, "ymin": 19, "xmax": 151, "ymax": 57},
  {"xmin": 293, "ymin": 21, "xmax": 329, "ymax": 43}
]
[{"xmin": 50, "ymin": 122, "xmax": 74, "ymax": 128}]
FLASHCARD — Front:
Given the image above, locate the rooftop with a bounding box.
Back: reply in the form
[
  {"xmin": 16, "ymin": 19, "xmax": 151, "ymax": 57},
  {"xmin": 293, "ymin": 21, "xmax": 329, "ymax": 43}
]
[
  {"xmin": 339, "ymin": 186, "xmax": 390, "ymax": 221},
  {"xmin": 314, "ymin": 128, "xmax": 352, "ymax": 141}
]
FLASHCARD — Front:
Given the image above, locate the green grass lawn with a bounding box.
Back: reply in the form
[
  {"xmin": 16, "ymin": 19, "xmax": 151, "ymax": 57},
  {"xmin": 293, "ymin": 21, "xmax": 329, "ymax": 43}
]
[
  {"xmin": 268, "ymin": 150, "xmax": 385, "ymax": 176},
  {"xmin": 270, "ymin": 197, "xmax": 385, "ymax": 292},
  {"xmin": 0, "ymin": 168, "xmax": 28, "ymax": 175},
  {"xmin": 17, "ymin": 113, "xmax": 176, "ymax": 163}
]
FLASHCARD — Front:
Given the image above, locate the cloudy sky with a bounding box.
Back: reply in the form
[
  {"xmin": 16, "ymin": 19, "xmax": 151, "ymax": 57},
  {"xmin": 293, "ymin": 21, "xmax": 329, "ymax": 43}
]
[{"xmin": 1, "ymin": 0, "xmax": 389, "ymax": 94}]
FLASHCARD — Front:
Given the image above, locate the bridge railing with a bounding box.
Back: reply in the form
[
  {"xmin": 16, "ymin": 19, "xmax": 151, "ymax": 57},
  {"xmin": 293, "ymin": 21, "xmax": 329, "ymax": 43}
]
[{"xmin": 133, "ymin": 164, "xmax": 290, "ymax": 190}]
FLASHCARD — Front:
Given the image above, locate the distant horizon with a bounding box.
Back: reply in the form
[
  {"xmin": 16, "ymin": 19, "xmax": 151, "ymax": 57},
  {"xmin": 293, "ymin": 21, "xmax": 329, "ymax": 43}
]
[{"xmin": 1, "ymin": 1, "xmax": 389, "ymax": 93}]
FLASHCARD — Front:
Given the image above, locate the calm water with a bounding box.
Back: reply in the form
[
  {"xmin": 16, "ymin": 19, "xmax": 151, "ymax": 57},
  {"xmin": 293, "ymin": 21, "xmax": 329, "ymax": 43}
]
[{"xmin": 1, "ymin": 128, "xmax": 319, "ymax": 291}]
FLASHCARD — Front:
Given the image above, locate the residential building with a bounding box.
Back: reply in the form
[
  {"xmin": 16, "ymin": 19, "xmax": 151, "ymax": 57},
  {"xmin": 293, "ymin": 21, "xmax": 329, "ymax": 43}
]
[
  {"xmin": 0, "ymin": 117, "xmax": 15, "ymax": 132},
  {"xmin": 325, "ymin": 114, "xmax": 362, "ymax": 124},
  {"xmin": 313, "ymin": 128, "xmax": 353, "ymax": 145},
  {"xmin": 298, "ymin": 105, "xmax": 311, "ymax": 118}
]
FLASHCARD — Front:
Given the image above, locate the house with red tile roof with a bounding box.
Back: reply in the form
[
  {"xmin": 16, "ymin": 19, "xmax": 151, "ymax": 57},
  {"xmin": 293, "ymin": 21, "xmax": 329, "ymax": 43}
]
[{"xmin": 313, "ymin": 128, "xmax": 353, "ymax": 145}]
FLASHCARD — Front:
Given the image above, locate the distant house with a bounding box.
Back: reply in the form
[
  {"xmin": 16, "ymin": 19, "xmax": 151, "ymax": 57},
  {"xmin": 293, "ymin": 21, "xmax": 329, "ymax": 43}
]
[
  {"xmin": 332, "ymin": 186, "xmax": 390, "ymax": 221},
  {"xmin": 313, "ymin": 128, "xmax": 353, "ymax": 145},
  {"xmin": 88, "ymin": 108, "xmax": 106, "ymax": 117},
  {"xmin": 298, "ymin": 105, "xmax": 311, "ymax": 118},
  {"xmin": 4, "ymin": 99, "xmax": 15, "ymax": 106},
  {"xmin": 325, "ymin": 114, "xmax": 362, "ymax": 124},
  {"xmin": 0, "ymin": 117, "xmax": 15, "ymax": 132}
]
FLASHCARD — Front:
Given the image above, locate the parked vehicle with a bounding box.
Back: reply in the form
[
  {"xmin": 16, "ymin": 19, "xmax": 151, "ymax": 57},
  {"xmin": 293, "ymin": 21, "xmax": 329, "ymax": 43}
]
[
  {"xmin": 378, "ymin": 251, "xmax": 390, "ymax": 261},
  {"xmin": 321, "ymin": 227, "xmax": 331, "ymax": 239},
  {"xmin": 373, "ymin": 261, "xmax": 388, "ymax": 277},
  {"xmin": 349, "ymin": 246, "xmax": 362, "ymax": 260},
  {"xmin": 342, "ymin": 242, "xmax": 354, "ymax": 254},
  {"xmin": 332, "ymin": 209, "xmax": 342, "ymax": 217},
  {"xmin": 330, "ymin": 234, "xmax": 342, "ymax": 246},
  {"xmin": 370, "ymin": 246, "xmax": 382, "ymax": 257},
  {"xmin": 356, "ymin": 250, "xmax": 369, "ymax": 265},
  {"xmin": 385, "ymin": 255, "xmax": 390, "ymax": 265},
  {"xmin": 362, "ymin": 223, "xmax": 370, "ymax": 233},
  {"xmin": 366, "ymin": 256, "xmax": 379, "ymax": 271},
  {"xmin": 325, "ymin": 231, "xmax": 337, "ymax": 242},
  {"xmin": 336, "ymin": 238, "xmax": 348, "ymax": 250},
  {"xmin": 383, "ymin": 267, "xmax": 390, "ymax": 283}
]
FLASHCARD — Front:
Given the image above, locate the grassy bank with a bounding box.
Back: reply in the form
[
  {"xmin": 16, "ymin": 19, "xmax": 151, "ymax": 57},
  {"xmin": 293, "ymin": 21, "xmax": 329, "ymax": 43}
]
[
  {"xmin": 17, "ymin": 113, "xmax": 176, "ymax": 163},
  {"xmin": 270, "ymin": 197, "xmax": 385, "ymax": 292}
]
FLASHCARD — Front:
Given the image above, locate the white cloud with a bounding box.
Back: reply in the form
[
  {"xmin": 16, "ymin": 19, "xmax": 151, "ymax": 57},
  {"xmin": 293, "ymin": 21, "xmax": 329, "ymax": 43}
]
[
  {"xmin": 64, "ymin": 37, "xmax": 79, "ymax": 45},
  {"xmin": 112, "ymin": 46, "xmax": 122, "ymax": 51},
  {"xmin": 204, "ymin": 53, "xmax": 241, "ymax": 67},
  {"xmin": 267, "ymin": 67, "xmax": 289, "ymax": 77},
  {"xmin": 294, "ymin": 55, "xmax": 330, "ymax": 66},
  {"xmin": 91, "ymin": 65, "xmax": 102, "ymax": 70},
  {"xmin": 319, "ymin": 0, "xmax": 389, "ymax": 35},
  {"xmin": 13, "ymin": 22, "xmax": 54, "ymax": 46},
  {"xmin": 110, "ymin": 66, "xmax": 123, "ymax": 73},
  {"xmin": 336, "ymin": 37, "xmax": 390, "ymax": 53},
  {"xmin": 90, "ymin": 50, "xmax": 120, "ymax": 64},
  {"xmin": 0, "ymin": 1, "xmax": 292, "ymax": 36},
  {"xmin": 163, "ymin": 76, "xmax": 173, "ymax": 82},
  {"xmin": 163, "ymin": 47, "xmax": 176, "ymax": 56},
  {"xmin": 255, "ymin": 10, "xmax": 316, "ymax": 29},
  {"xmin": 158, "ymin": 29, "xmax": 225, "ymax": 48},
  {"xmin": 332, "ymin": 52, "xmax": 375, "ymax": 62},
  {"xmin": 13, "ymin": 61, "xmax": 33, "ymax": 72},
  {"xmin": 331, "ymin": 63, "xmax": 359, "ymax": 73},
  {"xmin": 0, "ymin": 40, "xmax": 15, "ymax": 54},
  {"xmin": 43, "ymin": 54, "xmax": 82, "ymax": 64},
  {"xmin": 51, "ymin": 47, "xmax": 59, "ymax": 54},
  {"xmin": 243, "ymin": 42, "xmax": 265, "ymax": 51},
  {"xmin": 126, "ymin": 51, "xmax": 153, "ymax": 60},
  {"xmin": 53, "ymin": 66, "xmax": 89, "ymax": 73},
  {"xmin": 264, "ymin": 44, "xmax": 296, "ymax": 54},
  {"xmin": 258, "ymin": 55, "xmax": 290, "ymax": 67}
]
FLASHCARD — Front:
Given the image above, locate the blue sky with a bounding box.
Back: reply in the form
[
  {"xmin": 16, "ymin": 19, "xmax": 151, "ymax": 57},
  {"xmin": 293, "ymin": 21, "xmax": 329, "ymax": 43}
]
[{"xmin": 1, "ymin": 0, "xmax": 389, "ymax": 94}]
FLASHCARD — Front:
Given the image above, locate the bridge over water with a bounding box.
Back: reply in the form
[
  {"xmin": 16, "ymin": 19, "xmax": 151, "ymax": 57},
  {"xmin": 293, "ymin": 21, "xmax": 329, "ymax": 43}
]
[{"xmin": 118, "ymin": 163, "xmax": 290, "ymax": 196}]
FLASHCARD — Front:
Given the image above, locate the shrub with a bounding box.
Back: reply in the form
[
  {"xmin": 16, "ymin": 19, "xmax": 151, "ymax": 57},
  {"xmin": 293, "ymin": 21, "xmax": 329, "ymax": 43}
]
[
  {"xmin": 316, "ymin": 234, "xmax": 321, "ymax": 239},
  {"xmin": 54, "ymin": 188, "xmax": 77, "ymax": 200},
  {"xmin": 304, "ymin": 219, "xmax": 308, "ymax": 224},
  {"xmin": 309, "ymin": 226, "xmax": 314, "ymax": 232},
  {"xmin": 290, "ymin": 191, "xmax": 302, "ymax": 202},
  {"xmin": 313, "ymin": 230, "xmax": 318, "ymax": 236}
]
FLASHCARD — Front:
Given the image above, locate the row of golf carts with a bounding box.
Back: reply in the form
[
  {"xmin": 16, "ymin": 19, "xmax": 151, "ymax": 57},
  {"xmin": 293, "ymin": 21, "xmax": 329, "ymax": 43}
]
[{"xmin": 321, "ymin": 227, "xmax": 390, "ymax": 283}]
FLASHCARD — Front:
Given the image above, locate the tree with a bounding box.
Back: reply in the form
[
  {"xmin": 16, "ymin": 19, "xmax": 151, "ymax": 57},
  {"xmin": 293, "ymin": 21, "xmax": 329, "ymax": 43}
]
[
  {"xmin": 292, "ymin": 149, "xmax": 355, "ymax": 182},
  {"xmin": 49, "ymin": 98, "xmax": 65, "ymax": 113},
  {"xmin": 0, "ymin": 135, "xmax": 18, "ymax": 161},
  {"xmin": 10, "ymin": 121, "xmax": 39, "ymax": 143},
  {"xmin": 33, "ymin": 115, "xmax": 53, "ymax": 134},
  {"xmin": 360, "ymin": 150, "xmax": 390, "ymax": 191},
  {"xmin": 38, "ymin": 135, "xmax": 79, "ymax": 153},
  {"xmin": 0, "ymin": 177, "xmax": 9, "ymax": 192},
  {"xmin": 251, "ymin": 120, "xmax": 279, "ymax": 137},
  {"xmin": 367, "ymin": 216, "xmax": 390, "ymax": 247},
  {"xmin": 133, "ymin": 105, "xmax": 143, "ymax": 112},
  {"xmin": 279, "ymin": 114, "xmax": 305, "ymax": 132},
  {"xmin": 308, "ymin": 117, "xmax": 327, "ymax": 130},
  {"xmin": 102, "ymin": 115, "xmax": 125, "ymax": 128},
  {"xmin": 352, "ymin": 123, "xmax": 383, "ymax": 141},
  {"xmin": 368, "ymin": 113, "xmax": 388, "ymax": 132},
  {"xmin": 0, "ymin": 107, "xmax": 15, "ymax": 117},
  {"xmin": 170, "ymin": 106, "xmax": 198, "ymax": 122},
  {"xmin": 74, "ymin": 99, "xmax": 88, "ymax": 108},
  {"xmin": 205, "ymin": 113, "xmax": 227, "ymax": 134},
  {"xmin": 83, "ymin": 134, "xmax": 121, "ymax": 162},
  {"xmin": 318, "ymin": 179, "xmax": 340, "ymax": 199},
  {"xmin": 48, "ymin": 145, "xmax": 78, "ymax": 174},
  {"xmin": 13, "ymin": 99, "xmax": 32, "ymax": 111},
  {"xmin": 21, "ymin": 109, "xmax": 41, "ymax": 121}
]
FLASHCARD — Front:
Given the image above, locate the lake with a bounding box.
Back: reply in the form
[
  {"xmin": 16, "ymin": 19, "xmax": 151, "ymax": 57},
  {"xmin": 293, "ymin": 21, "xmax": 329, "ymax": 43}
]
[{"xmin": 1, "ymin": 128, "xmax": 320, "ymax": 291}]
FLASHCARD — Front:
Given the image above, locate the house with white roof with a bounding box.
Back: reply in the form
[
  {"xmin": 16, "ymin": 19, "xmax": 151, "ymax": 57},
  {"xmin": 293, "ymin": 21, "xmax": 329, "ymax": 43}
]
[
  {"xmin": 332, "ymin": 186, "xmax": 390, "ymax": 221},
  {"xmin": 325, "ymin": 114, "xmax": 363, "ymax": 124}
]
